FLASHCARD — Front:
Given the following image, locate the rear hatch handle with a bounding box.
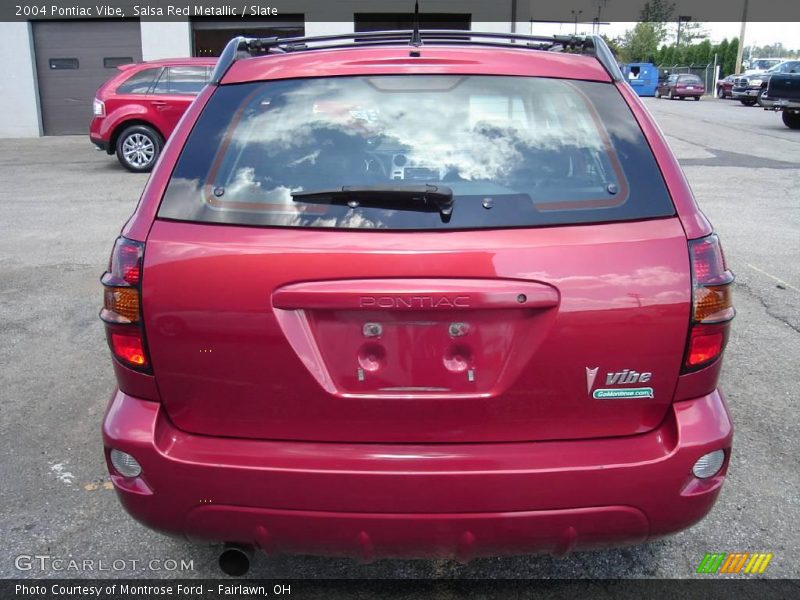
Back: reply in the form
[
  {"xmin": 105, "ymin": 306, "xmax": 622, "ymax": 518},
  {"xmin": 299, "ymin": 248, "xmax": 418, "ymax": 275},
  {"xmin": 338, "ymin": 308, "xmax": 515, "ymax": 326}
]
[{"xmin": 272, "ymin": 279, "xmax": 560, "ymax": 311}]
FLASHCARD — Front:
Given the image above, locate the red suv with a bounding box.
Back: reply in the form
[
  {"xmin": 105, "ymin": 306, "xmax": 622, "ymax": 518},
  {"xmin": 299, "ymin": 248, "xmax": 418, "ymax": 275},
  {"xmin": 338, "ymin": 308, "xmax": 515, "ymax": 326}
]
[
  {"xmin": 89, "ymin": 57, "xmax": 216, "ymax": 172},
  {"xmin": 100, "ymin": 32, "xmax": 734, "ymax": 574}
]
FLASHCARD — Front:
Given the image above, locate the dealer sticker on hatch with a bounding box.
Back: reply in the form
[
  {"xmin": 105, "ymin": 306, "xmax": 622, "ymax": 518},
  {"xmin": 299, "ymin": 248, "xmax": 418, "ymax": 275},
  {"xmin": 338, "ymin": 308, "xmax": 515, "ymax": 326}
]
[
  {"xmin": 592, "ymin": 387, "xmax": 654, "ymax": 400},
  {"xmin": 586, "ymin": 367, "xmax": 654, "ymax": 399}
]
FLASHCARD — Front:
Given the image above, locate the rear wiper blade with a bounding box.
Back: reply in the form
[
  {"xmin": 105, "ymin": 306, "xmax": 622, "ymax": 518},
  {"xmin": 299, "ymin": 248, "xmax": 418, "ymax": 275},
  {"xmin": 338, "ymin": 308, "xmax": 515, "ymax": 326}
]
[{"xmin": 292, "ymin": 184, "xmax": 454, "ymax": 221}]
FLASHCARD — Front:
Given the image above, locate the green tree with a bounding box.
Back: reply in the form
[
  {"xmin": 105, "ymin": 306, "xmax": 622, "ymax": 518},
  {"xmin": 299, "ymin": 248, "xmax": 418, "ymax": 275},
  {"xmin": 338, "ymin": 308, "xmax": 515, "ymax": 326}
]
[
  {"xmin": 715, "ymin": 39, "xmax": 730, "ymax": 74},
  {"xmin": 661, "ymin": 45, "xmax": 675, "ymax": 66},
  {"xmin": 619, "ymin": 22, "xmax": 662, "ymax": 63},
  {"xmin": 673, "ymin": 45, "xmax": 686, "ymax": 65},
  {"xmin": 696, "ymin": 39, "xmax": 713, "ymax": 65},
  {"xmin": 640, "ymin": 0, "xmax": 676, "ymax": 45},
  {"xmin": 724, "ymin": 38, "xmax": 739, "ymax": 74},
  {"xmin": 655, "ymin": 44, "xmax": 668, "ymax": 65},
  {"xmin": 600, "ymin": 34, "xmax": 622, "ymax": 59}
]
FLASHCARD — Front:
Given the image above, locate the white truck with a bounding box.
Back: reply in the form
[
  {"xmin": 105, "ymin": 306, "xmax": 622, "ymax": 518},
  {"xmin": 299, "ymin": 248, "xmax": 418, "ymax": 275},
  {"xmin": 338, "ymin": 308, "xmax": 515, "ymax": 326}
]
[{"xmin": 743, "ymin": 58, "xmax": 785, "ymax": 75}]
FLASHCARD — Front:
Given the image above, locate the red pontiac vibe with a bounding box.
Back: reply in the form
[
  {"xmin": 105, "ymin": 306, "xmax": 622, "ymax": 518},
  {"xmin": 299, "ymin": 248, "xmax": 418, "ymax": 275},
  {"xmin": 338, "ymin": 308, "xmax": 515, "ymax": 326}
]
[{"xmin": 100, "ymin": 31, "xmax": 735, "ymax": 573}]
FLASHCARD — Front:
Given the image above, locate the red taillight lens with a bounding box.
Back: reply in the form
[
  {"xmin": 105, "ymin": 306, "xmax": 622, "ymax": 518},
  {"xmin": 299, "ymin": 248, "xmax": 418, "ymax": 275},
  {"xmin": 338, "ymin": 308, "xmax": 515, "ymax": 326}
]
[
  {"xmin": 108, "ymin": 237, "xmax": 143, "ymax": 286},
  {"xmin": 110, "ymin": 331, "xmax": 147, "ymax": 368},
  {"xmin": 690, "ymin": 235, "xmax": 730, "ymax": 286},
  {"xmin": 101, "ymin": 237, "xmax": 150, "ymax": 372},
  {"xmin": 683, "ymin": 234, "xmax": 735, "ymax": 372},
  {"xmin": 686, "ymin": 325, "xmax": 726, "ymax": 368}
]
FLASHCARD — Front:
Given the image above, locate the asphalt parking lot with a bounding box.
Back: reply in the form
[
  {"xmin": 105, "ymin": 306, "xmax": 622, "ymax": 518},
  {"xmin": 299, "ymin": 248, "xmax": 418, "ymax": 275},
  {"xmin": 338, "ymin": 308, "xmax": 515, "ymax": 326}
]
[{"xmin": 1, "ymin": 96, "xmax": 798, "ymax": 580}]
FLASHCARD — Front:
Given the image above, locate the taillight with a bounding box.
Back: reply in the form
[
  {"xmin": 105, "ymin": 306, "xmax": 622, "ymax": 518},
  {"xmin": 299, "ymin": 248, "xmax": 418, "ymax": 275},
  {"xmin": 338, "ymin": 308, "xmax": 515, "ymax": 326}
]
[
  {"xmin": 683, "ymin": 234, "xmax": 734, "ymax": 372},
  {"xmin": 110, "ymin": 332, "xmax": 147, "ymax": 366},
  {"xmin": 686, "ymin": 325, "xmax": 726, "ymax": 367},
  {"xmin": 93, "ymin": 98, "xmax": 105, "ymax": 117},
  {"xmin": 101, "ymin": 237, "xmax": 150, "ymax": 371}
]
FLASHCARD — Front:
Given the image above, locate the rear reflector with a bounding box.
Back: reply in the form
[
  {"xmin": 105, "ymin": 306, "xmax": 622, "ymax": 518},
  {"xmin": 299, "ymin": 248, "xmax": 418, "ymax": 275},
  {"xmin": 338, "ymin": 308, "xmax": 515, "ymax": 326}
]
[
  {"xmin": 109, "ymin": 449, "xmax": 142, "ymax": 478},
  {"xmin": 686, "ymin": 325, "xmax": 726, "ymax": 368},
  {"xmin": 692, "ymin": 450, "xmax": 726, "ymax": 479},
  {"xmin": 110, "ymin": 331, "xmax": 147, "ymax": 368}
]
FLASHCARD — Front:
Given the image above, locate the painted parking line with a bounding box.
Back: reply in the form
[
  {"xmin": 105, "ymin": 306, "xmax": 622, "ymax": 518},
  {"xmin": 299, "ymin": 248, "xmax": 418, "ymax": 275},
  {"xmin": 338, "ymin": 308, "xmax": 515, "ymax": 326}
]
[{"xmin": 745, "ymin": 263, "xmax": 800, "ymax": 293}]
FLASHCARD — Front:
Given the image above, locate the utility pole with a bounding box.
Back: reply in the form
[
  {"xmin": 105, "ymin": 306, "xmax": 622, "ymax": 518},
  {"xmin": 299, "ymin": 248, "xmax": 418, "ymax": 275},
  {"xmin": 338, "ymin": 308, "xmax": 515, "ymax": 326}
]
[
  {"xmin": 592, "ymin": 0, "xmax": 607, "ymax": 35},
  {"xmin": 676, "ymin": 16, "xmax": 691, "ymax": 47},
  {"xmin": 735, "ymin": 0, "xmax": 749, "ymax": 74},
  {"xmin": 571, "ymin": 10, "xmax": 583, "ymax": 35},
  {"xmin": 510, "ymin": 0, "xmax": 517, "ymax": 34}
]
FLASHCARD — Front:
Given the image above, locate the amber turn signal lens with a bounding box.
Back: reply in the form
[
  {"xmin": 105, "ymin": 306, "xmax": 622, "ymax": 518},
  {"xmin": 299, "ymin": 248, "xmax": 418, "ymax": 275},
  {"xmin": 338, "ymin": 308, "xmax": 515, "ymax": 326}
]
[
  {"xmin": 693, "ymin": 284, "xmax": 734, "ymax": 323},
  {"xmin": 102, "ymin": 286, "xmax": 140, "ymax": 323}
]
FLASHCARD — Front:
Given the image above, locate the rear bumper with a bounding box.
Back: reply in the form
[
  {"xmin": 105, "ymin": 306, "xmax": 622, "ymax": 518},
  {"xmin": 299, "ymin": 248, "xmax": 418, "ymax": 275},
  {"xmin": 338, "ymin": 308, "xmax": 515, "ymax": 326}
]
[
  {"xmin": 90, "ymin": 136, "xmax": 109, "ymax": 152},
  {"xmin": 762, "ymin": 97, "xmax": 800, "ymax": 110},
  {"xmin": 103, "ymin": 390, "xmax": 732, "ymax": 559},
  {"xmin": 89, "ymin": 117, "xmax": 113, "ymax": 154}
]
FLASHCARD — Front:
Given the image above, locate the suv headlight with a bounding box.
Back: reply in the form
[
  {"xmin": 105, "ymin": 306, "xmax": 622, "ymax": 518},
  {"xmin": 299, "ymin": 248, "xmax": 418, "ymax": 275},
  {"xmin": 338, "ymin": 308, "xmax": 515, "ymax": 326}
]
[
  {"xmin": 92, "ymin": 98, "xmax": 105, "ymax": 117},
  {"xmin": 749, "ymin": 79, "xmax": 763, "ymax": 87}
]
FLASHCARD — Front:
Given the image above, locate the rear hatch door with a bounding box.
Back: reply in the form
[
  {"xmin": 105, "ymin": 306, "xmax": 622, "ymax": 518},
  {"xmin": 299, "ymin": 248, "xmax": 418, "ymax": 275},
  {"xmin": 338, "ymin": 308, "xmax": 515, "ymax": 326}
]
[
  {"xmin": 142, "ymin": 72, "xmax": 687, "ymax": 443},
  {"xmin": 143, "ymin": 218, "xmax": 689, "ymax": 443}
]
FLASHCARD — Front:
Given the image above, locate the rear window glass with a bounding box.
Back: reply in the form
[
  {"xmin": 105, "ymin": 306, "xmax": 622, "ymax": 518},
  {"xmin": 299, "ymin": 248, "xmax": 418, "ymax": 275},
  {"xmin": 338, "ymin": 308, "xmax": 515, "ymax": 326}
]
[
  {"xmin": 153, "ymin": 66, "xmax": 210, "ymax": 95},
  {"xmin": 159, "ymin": 75, "xmax": 674, "ymax": 230},
  {"xmin": 680, "ymin": 75, "xmax": 703, "ymax": 84},
  {"xmin": 117, "ymin": 68, "xmax": 160, "ymax": 95}
]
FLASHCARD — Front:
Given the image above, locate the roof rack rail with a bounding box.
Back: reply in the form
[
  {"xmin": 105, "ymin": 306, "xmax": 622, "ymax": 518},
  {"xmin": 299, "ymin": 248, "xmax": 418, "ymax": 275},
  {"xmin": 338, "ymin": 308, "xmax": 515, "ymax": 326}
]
[{"xmin": 209, "ymin": 30, "xmax": 623, "ymax": 85}]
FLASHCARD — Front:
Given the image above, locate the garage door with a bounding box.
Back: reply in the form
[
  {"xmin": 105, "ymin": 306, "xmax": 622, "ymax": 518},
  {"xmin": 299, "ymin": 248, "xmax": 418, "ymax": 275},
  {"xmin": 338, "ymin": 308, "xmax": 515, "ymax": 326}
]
[{"xmin": 33, "ymin": 20, "xmax": 142, "ymax": 135}]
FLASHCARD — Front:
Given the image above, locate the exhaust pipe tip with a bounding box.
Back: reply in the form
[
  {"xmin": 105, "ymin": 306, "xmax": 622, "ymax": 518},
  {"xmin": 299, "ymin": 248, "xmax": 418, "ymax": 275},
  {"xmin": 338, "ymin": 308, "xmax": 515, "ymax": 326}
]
[{"xmin": 219, "ymin": 544, "xmax": 252, "ymax": 577}]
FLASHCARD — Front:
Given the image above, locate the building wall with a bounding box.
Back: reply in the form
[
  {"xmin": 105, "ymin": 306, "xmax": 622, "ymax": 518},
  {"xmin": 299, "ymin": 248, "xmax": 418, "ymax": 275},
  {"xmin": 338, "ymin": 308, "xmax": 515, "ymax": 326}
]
[
  {"xmin": 0, "ymin": 0, "xmax": 520, "ymax": 137},
  {"xmin": 0, "ymin": 22, "xmax": 41, "ymax": 137},
  {"xmin": 141, "ymin": 21, "xmax": 192, "ymax": 61}
]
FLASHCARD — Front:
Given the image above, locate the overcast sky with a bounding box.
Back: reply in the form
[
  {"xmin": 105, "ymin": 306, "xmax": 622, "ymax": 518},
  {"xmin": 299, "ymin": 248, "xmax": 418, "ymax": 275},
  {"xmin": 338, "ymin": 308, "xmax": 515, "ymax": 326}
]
[{"xmin": 528, "ymin": 22, "xmax": 800, "ymax": 50}]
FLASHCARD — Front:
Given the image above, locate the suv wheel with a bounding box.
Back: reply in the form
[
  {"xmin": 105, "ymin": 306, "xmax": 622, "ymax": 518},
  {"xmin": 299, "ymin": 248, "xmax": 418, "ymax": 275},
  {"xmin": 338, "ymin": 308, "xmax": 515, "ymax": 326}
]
[
  {"xmin": 756, "ymin": 90, "xmax": 766, "ymax": 107},
  {"xmin": 116, "ymin": 125, "xmax": 163, "ymax": 173},
  {"xmin": 717, "ymin": 87, "xmax": 725, "ymax": 99},
  {"xmin": 783, "ymin": 111, "xmax": 800, "ymax": 129}
]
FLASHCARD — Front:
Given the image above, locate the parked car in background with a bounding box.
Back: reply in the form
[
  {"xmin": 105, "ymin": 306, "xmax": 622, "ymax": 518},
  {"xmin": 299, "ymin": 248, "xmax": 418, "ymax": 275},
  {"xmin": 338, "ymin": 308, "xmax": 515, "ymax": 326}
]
[
  {"xmin": 743, "ymin": 58, "xmax": 784, "ymax": 75},
  {"xmin": 763, "ymin": 73, "xmax": 800, "ymax": 129},
  {"xmin": 716, "ymin": 75, "xmax": 736, "ymax": 99},
  {"xmin": 89, "ymin": 57, "xmax": 216, "ymax": 172},
  {"xmin": 99, "ymin": 31, "xmax": 735, "ymax": 572},
  {"xmin": 732, "ymin": 60, "xmax": 800, "ymax": 107},
  {"xmin": 656, "ymin": 74, "xmax": 705, "ymax": 100}
]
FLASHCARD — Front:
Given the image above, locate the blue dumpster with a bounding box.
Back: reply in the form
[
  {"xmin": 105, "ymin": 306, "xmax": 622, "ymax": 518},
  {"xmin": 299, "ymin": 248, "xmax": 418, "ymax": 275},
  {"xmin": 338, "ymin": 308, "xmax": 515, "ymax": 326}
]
[{"xmin": 622, "ymin": 63, "xmax": 659, "ymax": 97}]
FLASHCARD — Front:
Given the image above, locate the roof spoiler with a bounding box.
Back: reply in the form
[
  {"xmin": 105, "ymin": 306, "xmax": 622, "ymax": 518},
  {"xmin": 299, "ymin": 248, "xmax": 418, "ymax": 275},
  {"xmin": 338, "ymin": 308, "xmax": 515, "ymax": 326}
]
[{"xmin": 208, "ymin": 30, "xmax": 623, "ymax": 85}]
